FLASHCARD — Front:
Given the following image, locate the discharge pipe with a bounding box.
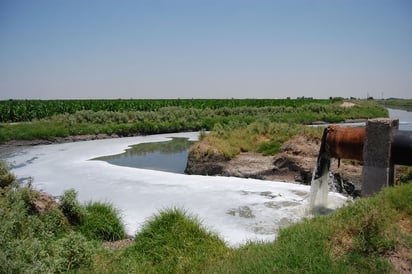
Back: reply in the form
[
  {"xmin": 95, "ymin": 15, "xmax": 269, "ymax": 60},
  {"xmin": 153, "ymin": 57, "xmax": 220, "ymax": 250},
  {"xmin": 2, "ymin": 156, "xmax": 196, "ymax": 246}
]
[
  {"xmin": 314, "ymin": 125, "xmax": 412, "ymax": 179},
  {"xmin": 392, "ymin": 130, "xmax": 412, "ymax": 166}
]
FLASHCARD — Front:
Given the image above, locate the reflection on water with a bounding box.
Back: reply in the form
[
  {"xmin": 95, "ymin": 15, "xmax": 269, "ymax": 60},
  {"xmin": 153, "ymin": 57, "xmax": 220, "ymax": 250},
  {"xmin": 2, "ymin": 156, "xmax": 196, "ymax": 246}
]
[{"xmin": 91, "ymin": 137, "xmax": 194, "ymax": 173}]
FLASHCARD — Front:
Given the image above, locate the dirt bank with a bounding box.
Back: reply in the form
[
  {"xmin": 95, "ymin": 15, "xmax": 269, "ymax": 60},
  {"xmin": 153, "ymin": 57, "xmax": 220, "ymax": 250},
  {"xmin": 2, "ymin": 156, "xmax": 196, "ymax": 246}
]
[
  {"xmin": 185, "ymin": 134, "xmax": 363, "ymax": 197},
  {"xmin": 2, "ymin": 132, "xmax": 363, "ymax": 196}
]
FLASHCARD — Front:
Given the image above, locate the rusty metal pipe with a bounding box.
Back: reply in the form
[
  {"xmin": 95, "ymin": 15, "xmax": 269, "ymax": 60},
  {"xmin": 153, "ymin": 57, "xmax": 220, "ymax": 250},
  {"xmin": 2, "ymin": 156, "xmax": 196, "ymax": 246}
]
[
  {"xmin": 320, "ymin": 126, "xmax": 412, "ymax": 165},
  {"xmin": 314, "ymin": 125, "xmax": 365, "ymax": 179},
  {"xmin": 324, "ymin": 126, "xmax": 365, "ymax": 162}
]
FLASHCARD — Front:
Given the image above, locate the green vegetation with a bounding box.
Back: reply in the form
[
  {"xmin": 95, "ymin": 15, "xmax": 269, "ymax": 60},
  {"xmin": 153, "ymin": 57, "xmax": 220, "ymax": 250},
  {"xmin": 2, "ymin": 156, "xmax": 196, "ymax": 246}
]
[
  {"xmin": 210, "ymin": 186, "xmax": 408, "ymax": 274},
  {"xmin": 79, "ymin": 201, "xmax": 126, "ymax": 241},
  {"xmin": 123, "ymin": 208, "xmax": 229, "ymax": 273},
  {"xmin": 1, "ymin": 98, "xmax": 406, "ymax": 273},
  {"xmin": 0, "ymin": 99, "xmax": 387, "ymax": 143},
  {"xmin": 0, "ymin": 163, "xmax": 126, "ymax": 273},
  {"xmin": 1, "ymin": 161, "xmax": 411, "ymax": 273},
  {"xmin": 193, "ymin": 119, "xmax": 324, "ymax": 158},
  {"xmin": 379, "ymin": 98, "xmax": 412, "ymax": 111},
  {"xmin": 59, "ymin": 189, "xmax": 86, "ymax": 226},
  {"xmin": 0, "ymin": 98, "xmax": 342, "ymax": 122}
]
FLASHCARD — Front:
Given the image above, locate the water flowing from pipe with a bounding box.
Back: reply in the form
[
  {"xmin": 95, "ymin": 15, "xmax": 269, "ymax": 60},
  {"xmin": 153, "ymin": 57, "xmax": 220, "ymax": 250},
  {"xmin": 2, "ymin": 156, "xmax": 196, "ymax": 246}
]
[
  {"xmin": 309, "ymin": 127, "xmax": 332, "ymax": 213},
  {"xmin": 309, "ymin": 162, "xmax": 330, "ymax": 211}
]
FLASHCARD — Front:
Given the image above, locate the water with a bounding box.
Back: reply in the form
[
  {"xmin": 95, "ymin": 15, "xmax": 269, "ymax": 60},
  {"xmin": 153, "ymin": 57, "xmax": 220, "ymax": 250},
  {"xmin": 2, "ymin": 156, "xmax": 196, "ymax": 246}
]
[
  {"xmin": 388, "ymin": 108, "xmax": 412, "ymax": 131},
  {"xmin": 2, "ymin": 131, "xmax": 348, "ymax": 246},
  {"xmin": 3, "ymin": 107, "xmax": 411, "ymax": 245},
  {"xmin": 308, "ymin": 129, "xmax": 335, "ymax": 214},
  {"xmin": 309, "ymin": 165, "xmax": 330, "ymax": 212},
  {"xmin": 91, "ymin": 137, "xmax": 194, "ymax": 174},
  {"xmin": 309, "ymin": 107, "xmax": 412, "ymax": 212}
]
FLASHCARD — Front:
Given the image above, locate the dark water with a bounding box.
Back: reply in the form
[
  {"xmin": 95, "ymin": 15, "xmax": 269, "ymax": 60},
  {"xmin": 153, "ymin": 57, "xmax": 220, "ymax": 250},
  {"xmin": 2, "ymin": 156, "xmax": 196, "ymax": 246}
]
[
  {"xmin": 90, "ymin": 108, "xmax": 412, "ymax": 174},
  {"xmin": 91, "ymin": 137, "xmax": 195, "ymax": 173}
]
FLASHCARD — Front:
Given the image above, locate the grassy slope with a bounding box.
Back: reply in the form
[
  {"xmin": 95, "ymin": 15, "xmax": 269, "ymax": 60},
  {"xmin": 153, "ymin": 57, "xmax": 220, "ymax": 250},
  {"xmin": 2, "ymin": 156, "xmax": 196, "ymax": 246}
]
[
  {"xmin": 193, "ymin": 121, "xmax": 323, "ymax": 159},
  {"xmin": 1, "ymin": 162, "xmax": 411, "ymax": 273},
  {"xmin": 83, "ymin": 183, "xmax": 412, "ymax": 274},
  {"xmin": 209, "ymin": 183, "xmax": 412, "ymax": 273}
]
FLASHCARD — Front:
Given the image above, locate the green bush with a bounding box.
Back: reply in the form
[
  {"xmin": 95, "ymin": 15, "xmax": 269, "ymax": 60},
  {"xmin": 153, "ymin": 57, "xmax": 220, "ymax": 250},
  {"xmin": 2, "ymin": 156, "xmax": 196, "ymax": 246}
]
[
  {"xmin": 0, "ymin": 160, "xmax": 16, "ymax": 188},
  {"xmin": 0, "ymin": 182, "xmax": 94, "ymax": 273},
  {"xmin": 79, "ymin": 201, "xmax": 126, "ymax": 241},
  {"xmin": 257, "ymin": 141, "xmax": 281, "ymax": 155},
  {"xmin": 53, "ymin": 231, "xmax": 94, "ymax": 272},
  {"xmin": 126, "ymin": 207, "xmax": 228, "ymax": 273},
  {"xmin": 39, "ymin": 207, "xmax": 70, "ymax": 237},
  {"xmin": 59, "ymin": 189, "xmax": 85, "ymax": 226}
]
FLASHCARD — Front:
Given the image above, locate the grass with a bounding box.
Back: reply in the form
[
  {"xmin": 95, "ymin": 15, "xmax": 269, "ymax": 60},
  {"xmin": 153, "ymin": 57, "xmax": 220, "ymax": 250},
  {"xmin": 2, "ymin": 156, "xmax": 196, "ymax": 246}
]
[
  {"xmin": 81, "ymin": 182, "xmax": 412, "ymax": 273},
  {"xmin": 0, "ymin": 168, "xmax": 127, "ymax": 273},
  {"xmin": 191, "ymin": 120, "xmax": 324, "ymax": 159},
  {"xmin": 2, "ymin": 113, "xmax": 411, "ymax": 273},
  {"xmin": 123, "ymin": 208, "xmax": 229, "ymax": 273},
  {"xmin": 1, "ymin": 161, "xmax": 411, "ymax": 273},
  {"xmin": 0, "ymin": 99, "xmax": 387, "ymax": 143},
  {"xmin": 379, "ymin": 98, "xmax": 412, "ymax": 111},
  {"xmin": 79, "ymin": 201, "xmax": 126, "ymax": 241},
  {"xmin": 207, "ymin": 183, "xmax": 412, "ymax": 273}
]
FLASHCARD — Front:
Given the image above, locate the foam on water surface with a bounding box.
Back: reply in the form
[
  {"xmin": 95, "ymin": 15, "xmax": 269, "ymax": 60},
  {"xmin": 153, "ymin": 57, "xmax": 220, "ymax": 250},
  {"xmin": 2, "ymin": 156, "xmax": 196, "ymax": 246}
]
[{"xmin": 2, "ymin": 132, "xmax": 348, "ymax": 246}]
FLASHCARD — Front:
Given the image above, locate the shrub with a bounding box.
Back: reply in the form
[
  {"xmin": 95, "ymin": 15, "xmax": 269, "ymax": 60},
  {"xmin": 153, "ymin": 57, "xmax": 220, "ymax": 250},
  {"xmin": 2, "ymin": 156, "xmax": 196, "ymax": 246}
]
[
  {"xmin": 79, "ymin": 201, "xmax": 126, "ymax": 241},
  {"xmin": 0, "ymin": 160, "xmax": 16, "ymax": 188},
  {"xmin": 39, "ymin": 207, "xmax": 70, "ymax": 237},
  {"xmin": 53, "ymin": 231, "xmax": 94, "ymax": 272},
  {"xmin": 59, "ymin": 189, "xmax": 85, "ymax": 226},
  {"xmin": 257, "ymin": 141, "xmax": 282, "ymax": 156},
  {"xmin": 0, "ymin": 179, "xmax": 93, "ymax": 273},
  {"xmin": 127, "ymin": 207, "xmax": 228, "ymax": 272},
  {"xmin": 16, "ymin": 184, "xmax": 39, "ymax": 214}
]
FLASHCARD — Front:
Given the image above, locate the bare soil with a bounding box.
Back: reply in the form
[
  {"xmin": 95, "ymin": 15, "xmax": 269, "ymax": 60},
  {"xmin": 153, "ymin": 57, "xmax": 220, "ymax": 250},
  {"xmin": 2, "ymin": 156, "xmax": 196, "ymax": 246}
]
[
  {"xmin": 102, "ymin": 238, "xmax": 134, "ymax": 250},
  {"xmin": 186, "ymin": 134, "xmax": 363, "ymax": 196}
]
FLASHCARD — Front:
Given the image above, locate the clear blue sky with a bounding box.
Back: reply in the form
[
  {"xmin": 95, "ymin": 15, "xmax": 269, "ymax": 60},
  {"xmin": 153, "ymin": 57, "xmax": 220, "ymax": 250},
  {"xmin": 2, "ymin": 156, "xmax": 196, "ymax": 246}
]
[{"xmin": 1, "ymin": 0, "xmax": 411, "ymax": 99}]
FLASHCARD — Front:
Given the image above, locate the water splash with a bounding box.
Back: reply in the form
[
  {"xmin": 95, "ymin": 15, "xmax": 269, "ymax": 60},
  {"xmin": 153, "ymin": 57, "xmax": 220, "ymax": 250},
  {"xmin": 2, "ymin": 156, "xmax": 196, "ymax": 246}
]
[
  {"xmin": 309, "ymin": 127, "xmax": 332, "ymax": 213},
  {"xmin": 309, "ymin": 161, "xmax": 330, "ymax": 212}
]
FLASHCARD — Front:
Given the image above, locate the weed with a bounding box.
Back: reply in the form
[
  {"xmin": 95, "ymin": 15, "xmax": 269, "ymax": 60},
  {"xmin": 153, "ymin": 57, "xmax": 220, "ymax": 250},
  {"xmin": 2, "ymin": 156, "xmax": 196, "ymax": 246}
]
[
  {"xmin": 59, "ymin": 188, "xmax": 85, "ymax": 226},
  {"xmin": 126, "ymin": 207, "xmax": 228, "ymax": 273},
  {"xmin": 0, "ymin": 99, "xmax": 387, "ymax": 142},
  {"xmin": 53, "ymin": 231, "xmax": 94, "ymax": 272},
  {"xmin": 257, "ymin": 140, "xmax": 281, "ymax": 155},
  {"xmin": 0, "ymin": 160, "xmax": 16, "ymax": 187},
  {"xmin": 79, "ymin": 201, "xmax": 126, "ymax": 241}
]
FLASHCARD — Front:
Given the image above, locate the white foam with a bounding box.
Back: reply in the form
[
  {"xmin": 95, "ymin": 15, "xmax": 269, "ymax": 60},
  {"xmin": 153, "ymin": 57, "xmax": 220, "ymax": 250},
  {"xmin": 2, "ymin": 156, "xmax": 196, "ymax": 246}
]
[{"xmin": 4, "ymin": 132, "xmax": 348, "ymax": 246}]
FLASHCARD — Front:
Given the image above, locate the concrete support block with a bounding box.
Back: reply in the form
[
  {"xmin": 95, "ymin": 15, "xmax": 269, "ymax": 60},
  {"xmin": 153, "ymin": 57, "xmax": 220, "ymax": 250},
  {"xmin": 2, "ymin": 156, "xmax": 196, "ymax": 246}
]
[{"xmin": 362, "ymin": 118, "xmax": 398, "ymax": 196}]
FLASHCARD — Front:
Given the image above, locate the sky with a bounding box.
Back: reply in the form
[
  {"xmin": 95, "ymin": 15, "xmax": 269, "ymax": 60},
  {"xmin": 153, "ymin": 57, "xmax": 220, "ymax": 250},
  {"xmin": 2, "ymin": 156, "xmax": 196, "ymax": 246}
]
[{"xmin": 0, "ymin": 0, "xmax": 411, "ymax": 100}]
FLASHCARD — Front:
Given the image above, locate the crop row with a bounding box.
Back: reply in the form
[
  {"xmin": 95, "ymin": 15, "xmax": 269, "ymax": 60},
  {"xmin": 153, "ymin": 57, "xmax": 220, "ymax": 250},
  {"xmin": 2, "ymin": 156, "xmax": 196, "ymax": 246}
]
[
  {"xmin": 0, "ymin": 98, "xmax": 334, "ymax": 123},
  {"xmin": 0, "ymin": 101, "xmax": 388, "ymax": 143}
]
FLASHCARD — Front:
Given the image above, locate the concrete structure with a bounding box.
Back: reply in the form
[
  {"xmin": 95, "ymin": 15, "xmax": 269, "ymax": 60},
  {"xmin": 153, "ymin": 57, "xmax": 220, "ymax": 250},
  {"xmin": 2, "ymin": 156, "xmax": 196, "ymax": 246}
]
[
  {"xmin": 317, "ymin": 118, "xmax": 411, "ymax": 196},
  {"xmin": 361, "ymin": 118, "xmax": 398, "ymax": 196}
]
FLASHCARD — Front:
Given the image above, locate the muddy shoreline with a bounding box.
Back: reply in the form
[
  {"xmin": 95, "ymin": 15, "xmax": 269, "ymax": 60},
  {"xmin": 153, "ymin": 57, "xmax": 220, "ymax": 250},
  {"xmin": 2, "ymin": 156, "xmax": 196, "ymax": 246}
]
[
  {"xmin": 185, "ymin": 134, "xmax": 363, "ymax": 197},
  {"xmin": 1, "ymin": 132, "xmax": 363, "ymax": 197}
]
